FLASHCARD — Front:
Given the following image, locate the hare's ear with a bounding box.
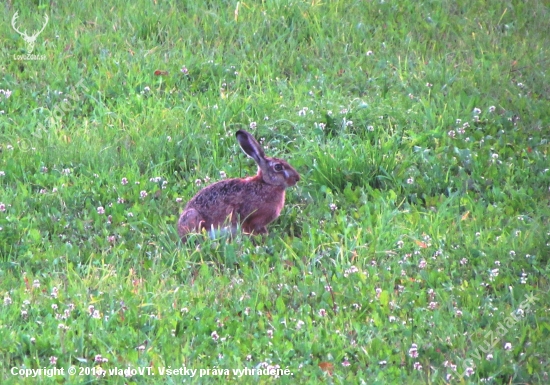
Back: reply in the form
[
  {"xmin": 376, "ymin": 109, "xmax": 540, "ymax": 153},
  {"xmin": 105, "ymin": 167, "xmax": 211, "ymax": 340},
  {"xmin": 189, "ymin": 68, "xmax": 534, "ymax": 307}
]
[{"xmin": 236, "ymin": 130, "xmax": 266, "ymax": 165}]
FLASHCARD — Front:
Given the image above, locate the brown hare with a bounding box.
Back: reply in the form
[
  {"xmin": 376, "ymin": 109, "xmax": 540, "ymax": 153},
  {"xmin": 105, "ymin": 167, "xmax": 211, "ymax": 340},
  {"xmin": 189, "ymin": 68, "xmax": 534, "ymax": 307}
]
[{"xmin": 178, "ymin": 130, "xmax": 300, "ymax": 239}]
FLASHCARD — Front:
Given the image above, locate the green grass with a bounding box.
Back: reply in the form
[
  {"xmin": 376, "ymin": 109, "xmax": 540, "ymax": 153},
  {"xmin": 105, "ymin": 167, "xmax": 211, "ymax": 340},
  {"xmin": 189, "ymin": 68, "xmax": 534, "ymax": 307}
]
[{"xmin": 1, "ymin": 0, "xmax": 549, "ymax": 383}]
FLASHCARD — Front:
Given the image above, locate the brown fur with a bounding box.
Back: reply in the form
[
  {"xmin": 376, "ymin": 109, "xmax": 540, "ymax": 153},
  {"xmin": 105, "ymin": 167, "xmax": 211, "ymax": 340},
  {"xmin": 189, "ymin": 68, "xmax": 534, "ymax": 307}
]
[{"xmin": 178, "ymin": 130, "xmax": 300, "ymax": 239}]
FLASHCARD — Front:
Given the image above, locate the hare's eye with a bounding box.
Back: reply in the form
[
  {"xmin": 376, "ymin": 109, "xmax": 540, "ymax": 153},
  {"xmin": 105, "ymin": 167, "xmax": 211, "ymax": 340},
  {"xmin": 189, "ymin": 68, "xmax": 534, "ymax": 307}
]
[{"xmin": 274, "ymin": 164, "xmax": 284, "ymax": 172}]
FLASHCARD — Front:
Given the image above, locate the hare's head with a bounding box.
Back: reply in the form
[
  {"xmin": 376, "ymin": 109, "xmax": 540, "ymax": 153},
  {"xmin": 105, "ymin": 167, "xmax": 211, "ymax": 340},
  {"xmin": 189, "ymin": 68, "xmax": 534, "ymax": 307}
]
[{"xmin": 236, "ymin": 130, "xmax": 300, "ymax": 188}]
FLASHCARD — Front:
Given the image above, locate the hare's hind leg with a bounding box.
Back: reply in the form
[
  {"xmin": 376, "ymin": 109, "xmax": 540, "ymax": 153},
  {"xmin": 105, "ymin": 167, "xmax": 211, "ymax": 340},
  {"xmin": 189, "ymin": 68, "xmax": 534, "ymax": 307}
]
[{"xmin": 178, "ymin": 208, "xmax": 204, "ymax": 239}]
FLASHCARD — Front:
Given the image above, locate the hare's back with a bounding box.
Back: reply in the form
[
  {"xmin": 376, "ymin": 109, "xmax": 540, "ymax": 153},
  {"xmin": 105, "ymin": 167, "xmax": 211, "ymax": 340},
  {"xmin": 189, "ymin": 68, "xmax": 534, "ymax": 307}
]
[{"xmin": 187, "ymin": 178, "xmax": 249, "ymax": 208}]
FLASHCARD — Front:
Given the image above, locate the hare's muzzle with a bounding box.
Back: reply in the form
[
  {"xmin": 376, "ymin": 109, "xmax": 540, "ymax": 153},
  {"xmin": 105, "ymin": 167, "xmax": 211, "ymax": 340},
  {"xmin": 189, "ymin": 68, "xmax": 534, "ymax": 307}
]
[{"xmin": 285, "ymin": 172, "xmax": 300, "ymax": 187}]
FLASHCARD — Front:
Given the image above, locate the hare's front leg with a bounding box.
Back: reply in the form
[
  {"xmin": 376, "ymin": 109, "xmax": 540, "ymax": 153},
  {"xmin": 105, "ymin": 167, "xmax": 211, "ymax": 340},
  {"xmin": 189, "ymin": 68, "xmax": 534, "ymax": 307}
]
[
  {"xmin": 246, "ymin": 226, "xmax": 268, "ymax": 236},
  {"xmin": 242, "ymin": 217, "xmax": 269, "ymax": 235}
]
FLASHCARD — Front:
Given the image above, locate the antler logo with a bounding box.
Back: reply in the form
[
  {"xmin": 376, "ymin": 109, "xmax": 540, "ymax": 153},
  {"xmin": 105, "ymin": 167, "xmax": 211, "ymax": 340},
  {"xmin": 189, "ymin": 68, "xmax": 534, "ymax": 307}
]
[{"xmin": 11, "ymin": 11, "xmax": 49, "ymax": 54}]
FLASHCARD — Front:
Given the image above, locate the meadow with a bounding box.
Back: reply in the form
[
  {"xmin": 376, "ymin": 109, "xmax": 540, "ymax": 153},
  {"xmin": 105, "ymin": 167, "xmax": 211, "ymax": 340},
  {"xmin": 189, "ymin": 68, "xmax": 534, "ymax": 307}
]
[{"xmin": 1, "ymin": 0, "xmax": 549, "ymax": 383}]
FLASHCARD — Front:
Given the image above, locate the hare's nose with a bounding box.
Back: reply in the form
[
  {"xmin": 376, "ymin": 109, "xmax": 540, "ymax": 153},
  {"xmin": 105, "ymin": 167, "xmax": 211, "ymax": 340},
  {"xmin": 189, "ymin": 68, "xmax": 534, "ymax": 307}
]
[{"xmin": 289, "ymin": 175, "xmax": 300, "ymax": 186}]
